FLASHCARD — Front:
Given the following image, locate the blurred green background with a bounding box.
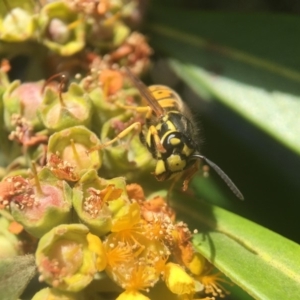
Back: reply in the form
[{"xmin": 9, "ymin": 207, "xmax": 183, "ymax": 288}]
[{"xmin": 145, "ymin": 0, "xmax": 300, "ymax": 244}]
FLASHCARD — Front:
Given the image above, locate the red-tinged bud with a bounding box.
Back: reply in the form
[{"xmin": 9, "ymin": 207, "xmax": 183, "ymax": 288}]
[
  {"xmin": 3, "ymin": 80, "xmax": 44, "ymax": 131},
  {"xmin": 99, "ymin": 114, "xmax": 154, "ymax": 181},
  {"xmin": 73, "ymin": 169, "xmax": 129, "ymax": 236},
  {"xmin": 36, "ymin": 224, "xmax": 106, "ymax": 292},
  {"xmin": 47, "ymin": 126, "xmax": 102, "ymax": 175},
  {"xmin": 47, "ymin": 153, "xmax": 80, "ymax": 182},
  {"xmin": 38, "ymin": 83, "xmax": 92, "ymax": 132},
  {"xmin": 2, "ymin": 168, "xmax": 73, "ymax": 238}
]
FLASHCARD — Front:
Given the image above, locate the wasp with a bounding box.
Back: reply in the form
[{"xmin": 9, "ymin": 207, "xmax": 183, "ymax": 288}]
[{"xmin": 94, "ymin": 68, "xmax": 244, "ymax": 200}]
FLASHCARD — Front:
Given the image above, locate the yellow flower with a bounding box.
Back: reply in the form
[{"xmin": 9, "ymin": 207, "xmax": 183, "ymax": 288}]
[
  {"xmin": 111, "ymin": 202, "xmax": 141, "ymax": 232},
  {"xmin": 186, "ymin": 252, "xmax": 206, "ymax": 276},
  {"xmin": 116, "ymin": 290, "xmax": 150, "ymax": 300},
  {"xmin": 87, "ymin": 232, "xmax": 107, "ymax": 271},
  {"xmin": 104, "ymin": 224, "xmax": 169, "ymax": 293},
  {"xmin": 197, "ymin": 268, "xmax": 231, "ymax": 298},
  {"xmin": 35, "ymin": 224, "xmax": 103, "ymax": 292},
  {"xmin": 164, "ymin": 262, "xmax": 195, "ymax": 296}
]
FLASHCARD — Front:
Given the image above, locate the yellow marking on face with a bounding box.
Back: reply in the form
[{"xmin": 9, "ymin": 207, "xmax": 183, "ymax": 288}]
[
  {"xmin": 169, "ymin": 137, "xmax": 181, "ymax": 146},
  {"xmin": 155, "ymin": 159, "xmax": 166, "ymax": 175},
  {"xmin": 167, "ymin": 154, "xmax": 186, "ymax": 172},
  {"xmin": 182, "ymin": 144, "xmax": 193, "ymax": 157}
]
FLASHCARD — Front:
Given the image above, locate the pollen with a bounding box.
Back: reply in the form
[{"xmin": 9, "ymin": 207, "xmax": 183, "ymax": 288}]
[
  {"xmin": 197, "ymin": 266, "xmax": 232, "ymax": 298},
  {"xmin": 0, "ymin": 176, "xmax": 35, "ymax": 209},
  {"xmin": 104, "ymin": 226, "xmax": 169, "ymax": 292},
  {"xmin": 99, "ymin": 69, "xmax": 124, "ymax": 97},
  {"xmin": 47, "ymin": 153, "xmax": 79, "ymax": 181},
  {"xmin": 8, "ymin": 114, "xmax": 48, "ymax": 146},
  {"xmin": 83, "ymin": 184, "xmax": 123, "ymax": 218},
  {"xmin": 105, "ymin": 238, "xmax": 134, "ymax": 269}
]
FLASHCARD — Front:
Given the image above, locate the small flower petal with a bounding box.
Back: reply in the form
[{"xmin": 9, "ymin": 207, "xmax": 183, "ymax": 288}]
[
  {"xmin": 116, "ymin": 290, "xmax": 150, "ymax": 300},
  {"xmin": 32, "ymin": 287, "xmax": 84, "ymax": 300},
  {"xmin": 186, "ymin": 252, "xmax": 206, "ymax": 276},
  {"xmin": 87, "ymin": 232, "xmax": 107, "ymax": 271},
  {"xmin": 111, "ymin": 202, "xmax": 141, "ymax": 232},
  {"xmin": 164, "ymin": 262, "xmax": 195, "ymax": 296}
]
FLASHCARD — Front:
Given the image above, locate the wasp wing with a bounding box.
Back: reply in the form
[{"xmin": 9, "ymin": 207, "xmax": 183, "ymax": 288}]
[{"xmin": 125, "ymin": 67, "xmax": 165, "ymax": 117}]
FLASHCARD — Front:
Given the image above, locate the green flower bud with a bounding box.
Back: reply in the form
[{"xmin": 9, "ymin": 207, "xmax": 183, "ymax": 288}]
[
  {"xmin": 47, "ymin": 126, "xmax": 101, "ymax": 175},
  {"xmin": 112, "ymin": 22, "xmax": 131, "ymax": 48},
  {"xmin": 0, "ymin": 126, "xmax": 23, "ymax": 171},
  {"xmin": 88, "ymin": 87, "xmax": 122, "ymax": 129},
  {"xmin": 2, "ymin": 154, "xmax": 33, "ymax": 179},
  {"xmin": 47, "ymin": 153, "xmax": 80, "ymax": 182},
  {"xmin": 0, "ymin": 217, "xmax": 20, "ymax": 258},
  {"xmin": 38, "ymin": 82, "xmax": 92, "ymax": 132},
  {"xmin": 8, "ymin": 168, "xmax": 73, "ymax": 238},
  {"xmin": 87, "ymin": 73, "xmax": 140, "ymax": 126},
  {"xmin": 100, "ymin": 114, "xmax": 154, "ymax": 181},
  {"xmin": 36, "ymin": 224, "xmax": 106, "ymax": 292},
  {"xmin": 0, "ymin": 7, "xmax": 37, "ymax": 42},
  {"xmin": 39, "ymin": 2, "xmax": 85, "ymax": 56},
  {"xmin": 0, "ymin": 69, "xmax": 9, "ymax": 131},
  {"xmin": 3, "ymin": 80, "xmax": 44, "ymax": 131},
  {"xmin": 88, "ymin": 20, "xmax": 130, "ymax": 51},
  {"xmin": 73, "ymin": 169, "xmax": 129, "ymax": 236}
]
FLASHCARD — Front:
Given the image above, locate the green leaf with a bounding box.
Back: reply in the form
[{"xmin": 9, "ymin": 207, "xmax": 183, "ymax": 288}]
[
  {"xmin": 173, "ymin": 192, "xmax": 300, "ymax": 299},
  {"xmin": 148, "ymin": 9, "xmax": 300, "ymax": 156},
  {"xmin": 0, "ymin": 255, "xmax": 37, "ymax": 300},
  {"xmin": 169, "ymin": 59, "xmax": 300, "ymax": 156}
]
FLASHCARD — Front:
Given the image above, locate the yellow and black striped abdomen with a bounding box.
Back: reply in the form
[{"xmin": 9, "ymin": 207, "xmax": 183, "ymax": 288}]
[{"xmin": 148, "ymin": 85, "xmax": 183, "ymax": 111}]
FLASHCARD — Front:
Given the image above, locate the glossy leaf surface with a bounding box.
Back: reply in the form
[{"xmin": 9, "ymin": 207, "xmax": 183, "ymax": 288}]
[
  {"xmin": 173, "ymin": 187, "xmax": 300, "ymax": 299},
  {"xmin": 148, "ymin": 8, "xmax": 300, "ymax": 155}
]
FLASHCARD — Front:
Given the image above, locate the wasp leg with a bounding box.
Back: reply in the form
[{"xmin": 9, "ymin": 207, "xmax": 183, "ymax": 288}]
[
  {"xmin": 88, "ymin": 122, "xmax": 142, "ymax": 153},
  {"xmin": 182, "ymin": 160, "xmax": 200, "ymax": 191},
  {"xmin": 166, "ymin": 173, "xmax": 182, "ymax": 202},
  {"xmin": 115, "ymin": 103, "xmax": 166, "ymax": 152},
  {"xmin": 148, "ymin": 125, "xmax": 166, "ymax": 153},
  {"xmin": 115, "ymin": 102, "xmax": 153, "ymax": 119}
]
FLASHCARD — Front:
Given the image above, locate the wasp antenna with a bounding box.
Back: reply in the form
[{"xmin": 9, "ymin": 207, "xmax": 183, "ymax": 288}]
[
  {"xmin": 194, "ymin": 154, "xmax": 244, "ymax": 200},
  {"xmin": 42, "ymin": 73, "xmax": 68, "ymax": 105}
]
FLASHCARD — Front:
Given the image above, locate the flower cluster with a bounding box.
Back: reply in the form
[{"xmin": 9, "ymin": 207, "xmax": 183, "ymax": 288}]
[{"xmin": 0, "ymin": 1, "xmax": 230, "ymax": 299}]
